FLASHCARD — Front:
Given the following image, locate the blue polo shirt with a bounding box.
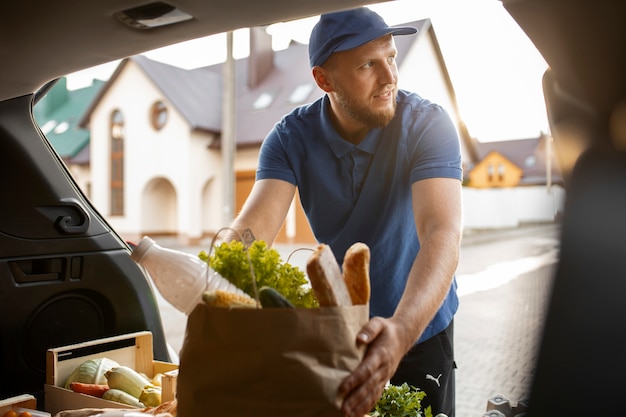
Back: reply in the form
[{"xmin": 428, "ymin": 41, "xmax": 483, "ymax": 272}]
[{"xmin": 257, "ymin": 90, "xmax": 463, "ymax": 343}]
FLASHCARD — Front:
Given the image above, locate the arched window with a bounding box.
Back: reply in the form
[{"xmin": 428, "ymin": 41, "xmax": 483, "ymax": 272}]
[
  {"xmin": 150, "ymin": 100, "xmax": 168, "ymax": 130},
  {"xmin": 110, "ymin": 109, "xmax": 125, "ymax": 215},
  {"xmin": 111, "ymin": 109, "xmax": 124, "ymax": 140}
]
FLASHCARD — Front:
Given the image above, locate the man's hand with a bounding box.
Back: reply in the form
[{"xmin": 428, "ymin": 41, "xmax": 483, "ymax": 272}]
[{"xmin": 338, "ymin": 316, "xmax": 412, "ymax": 417}]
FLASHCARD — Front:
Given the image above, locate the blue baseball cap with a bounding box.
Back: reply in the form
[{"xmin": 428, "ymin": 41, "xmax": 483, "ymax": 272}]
[{"xmin": 309, "ymin": 7, "xmax": 418, "ymax": 68}]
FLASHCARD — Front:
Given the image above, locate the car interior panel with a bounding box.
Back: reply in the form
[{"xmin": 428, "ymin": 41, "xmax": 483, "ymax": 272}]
[
  {"xmin": 0, "ymin": 92, "xmax": 171, "ymax": 403},
  {"xmin": 503, "ymin": 0, "xmax": 626, "ymax": 414}
]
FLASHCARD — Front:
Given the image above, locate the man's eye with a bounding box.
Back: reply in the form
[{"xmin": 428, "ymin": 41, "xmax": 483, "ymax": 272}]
[
  {"xmin": 388, "ymin": 56, "xmax": 396, "ymax": 64},
  {"xmin": 363, "ymin": 62, "xmax": 373, "ymax": 69}
]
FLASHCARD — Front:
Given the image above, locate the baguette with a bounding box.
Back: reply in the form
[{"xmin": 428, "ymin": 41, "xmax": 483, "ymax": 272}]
[
  {"xmin": 342, "ymin": 242, "xmax": 371, "ymax": 305},
  {"xmin": 306, "ymin": 244, "xmax": 352, "ymax": 307}
]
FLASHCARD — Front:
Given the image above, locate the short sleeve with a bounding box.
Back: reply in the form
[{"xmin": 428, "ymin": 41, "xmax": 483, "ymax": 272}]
[
  {"xmin": 256, "ymin": 121, "xmax": 298, "ymax": 185},
  {"xmin": 406, "ymin": 103, "xmax": 463, "ymax": 184}
]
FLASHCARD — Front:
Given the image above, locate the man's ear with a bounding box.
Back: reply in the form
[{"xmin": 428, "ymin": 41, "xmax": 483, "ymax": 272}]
[{"xmin": 312, "ymin": 66, "xmax": 333, "ymax": 92}]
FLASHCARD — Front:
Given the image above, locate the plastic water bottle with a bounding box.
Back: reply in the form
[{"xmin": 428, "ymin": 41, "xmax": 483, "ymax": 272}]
[{"xmin": 130, "ymin": 236, "xmax": 246, "ymax": 315}]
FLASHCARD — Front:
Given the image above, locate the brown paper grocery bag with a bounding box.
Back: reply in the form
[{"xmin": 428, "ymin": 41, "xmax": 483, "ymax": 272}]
[{"xmin": 176, "ymin": 302, "xmax": 368, "ymax": 417}]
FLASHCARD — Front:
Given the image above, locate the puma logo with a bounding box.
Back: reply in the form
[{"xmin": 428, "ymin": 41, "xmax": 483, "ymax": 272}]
[{"xmin": 426, "ymin": 373, "xmax": 442, "ymax": 387}]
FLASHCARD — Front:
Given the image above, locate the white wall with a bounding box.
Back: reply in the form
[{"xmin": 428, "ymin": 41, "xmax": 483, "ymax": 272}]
[
  {"xmin": 462, "ymin": 185, "xmax": 566, "ymax": 230},
  {"xmin": 89, "ymin": 61, "xmax": 219, "ymax": 242},
  {"xmin": 399, "ymin": 28, "xmax": 457, "ymax": 120},
  {"xmin": 398, "ymin": 27, "xmax": 473, "ymax": 168}
]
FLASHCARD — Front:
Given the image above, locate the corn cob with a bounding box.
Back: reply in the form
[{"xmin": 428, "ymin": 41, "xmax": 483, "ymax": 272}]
[
  {"xmin": 103, "ymin": 388, "xmax": 145, "ymax": 407},
  {"xmin": 105, "ymin": 365, "xmax": 153, "ymax": 398},
  {"xmin": 202, "ymin": 289, "xmax": 259, "ymax": 308}
]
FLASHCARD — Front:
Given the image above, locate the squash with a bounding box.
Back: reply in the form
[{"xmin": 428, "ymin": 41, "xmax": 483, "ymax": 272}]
[
  {"xmin": 102, "ymin": 388, "xmax": 145, "ymax": 407},
  {"xmin": 105, "ymin": 366, "xmax": 153, "ymax": 399}
]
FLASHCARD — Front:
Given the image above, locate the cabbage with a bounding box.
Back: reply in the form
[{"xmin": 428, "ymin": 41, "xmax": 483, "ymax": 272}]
[{"xmin": 64, "ymin": 357, "xmax": 120, "ymax": 389}]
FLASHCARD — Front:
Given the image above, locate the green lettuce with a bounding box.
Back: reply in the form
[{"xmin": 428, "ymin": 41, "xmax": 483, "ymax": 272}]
[{"xmin": 199, "ymin": 240, "xmax": 318, "ymax": 308}]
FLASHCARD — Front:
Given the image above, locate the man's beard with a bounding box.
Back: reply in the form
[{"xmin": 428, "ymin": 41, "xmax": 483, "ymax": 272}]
[{"xmin": 334, "ymin": 85, "xmax": 397, "ymax": 128}]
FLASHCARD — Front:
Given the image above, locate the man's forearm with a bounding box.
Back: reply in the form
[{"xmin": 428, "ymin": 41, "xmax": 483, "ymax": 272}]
[{"xmin": 393, "ymin": 229, "xmax": 460, "ymax": 350}]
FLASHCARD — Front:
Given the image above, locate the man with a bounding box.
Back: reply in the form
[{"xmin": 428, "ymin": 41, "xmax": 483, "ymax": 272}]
[{"xmin": 228, "ymin": 7, "xmax": 462, "ymax": 417}]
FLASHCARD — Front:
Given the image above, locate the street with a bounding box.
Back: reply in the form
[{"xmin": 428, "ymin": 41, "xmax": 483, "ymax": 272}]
[
  {"xmin": 155, "ymin": 223, "xmax": 560, "ymax": 417},
  {"xmin": 454, "ymin": 224, "xmax": 559, "ymax": 416}
]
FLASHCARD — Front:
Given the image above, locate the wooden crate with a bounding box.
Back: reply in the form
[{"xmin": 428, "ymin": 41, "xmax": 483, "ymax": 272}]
[
  {"xmin": 44, "ymin": 331, "xmax": 177, "ymax": 415},
  {"xmin": 0, "ymin": 394, "xmax": 51, "ymax": 417}
]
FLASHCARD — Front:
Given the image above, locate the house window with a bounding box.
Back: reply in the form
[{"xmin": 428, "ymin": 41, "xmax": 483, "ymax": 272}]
[
  {"xmin": 150, "ymin": 100, "xmax": 168, "ymax": 130},
  {"xmin": 40, "ymin": 120, "xmax": 57, "ymax": 135},
  {"xmin": 54, "ymin": 121, "xmax": 70, "ymax": 134},
  {"xmin": 110, "ymin": 109, "xmax": 125, "ymax": 216},
  {"xmin": 487, "ymin": 163, "xmax": 494, "ymax": 182},
  {"xmin": 253, "ymin": 91, "xmax": 275, "ymax": 110},
  {"xmin": 498, "ymin": 163, "xmax": 505, "ymax": 181},
  {"xmin": 289, "ymin": 84, "xmax": 314, "ymax": 104}
]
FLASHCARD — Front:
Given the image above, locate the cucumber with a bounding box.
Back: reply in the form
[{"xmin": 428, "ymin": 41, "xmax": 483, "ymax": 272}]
[{"xmin": 258, "ymin": 286, "xmax": 295, "ymax": 308}]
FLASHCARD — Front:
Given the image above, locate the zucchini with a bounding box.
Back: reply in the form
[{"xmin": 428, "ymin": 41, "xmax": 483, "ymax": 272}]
[
  {"xmin": 105, "ymin": 365, "xmax": 152, "ymax": 398},
  {"xmin": 258, "ymin": 286, "xmax": 295, "ymax": 308},
  {"xmin": 103, "ymin": 388, "xmax": 145, "ymax": 407}
]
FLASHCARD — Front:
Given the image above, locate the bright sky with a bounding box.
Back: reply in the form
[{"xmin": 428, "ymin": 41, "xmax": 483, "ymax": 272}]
[{"xmin": 67, "ymin": 0, "xmax": 549, "ymax": 142}]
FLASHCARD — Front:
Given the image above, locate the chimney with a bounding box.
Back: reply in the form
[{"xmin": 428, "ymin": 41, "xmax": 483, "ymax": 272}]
[{"xmin": 248, "ymin": 26, "xmax": 274, "ymax": 88}]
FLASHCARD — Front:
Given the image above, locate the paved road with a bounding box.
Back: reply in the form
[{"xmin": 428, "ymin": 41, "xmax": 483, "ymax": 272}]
[
  {"xmin": 155, "ymin": 223, "xmax": 560, "ymax": 417},
  {"xmin": 454, "ymin": 224, "xmax": 559, "ymax": 416}
]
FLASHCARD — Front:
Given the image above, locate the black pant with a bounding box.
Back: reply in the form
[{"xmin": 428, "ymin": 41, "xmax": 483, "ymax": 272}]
[{"xmin": 390, "ymin": 320, "xmax": 456, "ymax": 417}]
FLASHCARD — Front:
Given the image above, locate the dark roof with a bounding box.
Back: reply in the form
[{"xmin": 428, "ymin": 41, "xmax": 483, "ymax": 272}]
[
  {"xmin": 133, "ymin": 55, "xmax": 223, "ymax": 132},
  {"xmin": 209, "ymin": 41, "xmax": 322, "ymax": 146},
  {"xmin": 229, "ymin": 19, "xmax": 427, "ymax": 146},
  {"xmin": 475, "ymin": 137, "xmax": 539, "ymax": 166},
  {"xmin": 473, "ymin": 135, "xmax": 563, "ymax": 185},
  {"xmin": 79, "ymin": 19, "xmax": 432, "ymax": 149},
  {"xmin": 135, "ymin": 19, "xmax": 428, "ymax": 147},
  {"xmin": 33, "ymin": 77, "xmax": 104, "ymax": 161}
]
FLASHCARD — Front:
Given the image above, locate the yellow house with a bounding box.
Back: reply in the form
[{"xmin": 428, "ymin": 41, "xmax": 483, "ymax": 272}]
[
  {"xmin": 467, "ymin": 150, "xmax": 523, "ymax": 188},
  {"xmin": 465, "ymin": 134, "xmax": 561, "ymax": 189}
]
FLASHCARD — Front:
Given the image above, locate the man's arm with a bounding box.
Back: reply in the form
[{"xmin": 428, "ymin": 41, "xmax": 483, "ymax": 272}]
[
  {"xmin": 394, "ymin": 176, "xmax": 463, "ymax": 350},
  {"xmin": 339, "ymin": 177, "xmax": 463, "ymax": 417},
  {"xmin": 225, "ymin": 178, "xmax": 297, "ymax": 245}
]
